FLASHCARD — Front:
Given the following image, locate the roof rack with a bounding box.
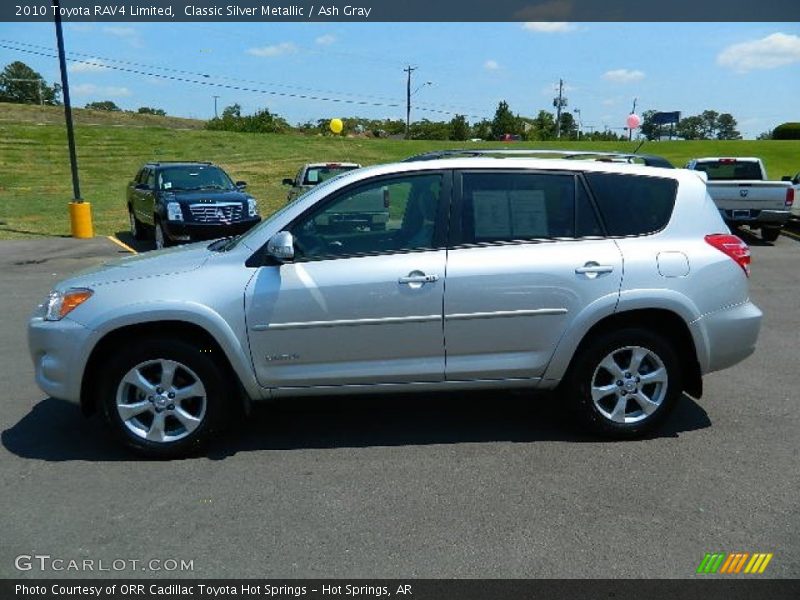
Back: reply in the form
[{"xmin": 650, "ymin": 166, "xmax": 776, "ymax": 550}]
[
  {"xmin": 402, "ymin": 149, "xmax": 674, "ymax": 169},
  {"xmin": 146, "ymin": 161, "xmax": 214, "ymax": 166}
]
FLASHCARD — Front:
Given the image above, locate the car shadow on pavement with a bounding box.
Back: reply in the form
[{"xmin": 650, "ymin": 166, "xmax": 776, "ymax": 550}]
[
  {"xmin": 113, "ymin": 230, "xmax": 154, "ymax": 253},
  {"xmin": 2, "ymin": 392, "xmax": 711, "ymax": 462}
]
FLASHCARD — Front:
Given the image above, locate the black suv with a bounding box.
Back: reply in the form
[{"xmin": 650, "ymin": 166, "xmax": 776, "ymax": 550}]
[{"xmin": 127, "ymin": 162, "xmax": 261, "ymax": 249}]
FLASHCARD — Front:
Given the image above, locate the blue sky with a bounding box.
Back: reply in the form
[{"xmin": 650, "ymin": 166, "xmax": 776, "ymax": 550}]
[{"xmin": 1, "ymin": 22, "xmax": 798, "ymax": 138}]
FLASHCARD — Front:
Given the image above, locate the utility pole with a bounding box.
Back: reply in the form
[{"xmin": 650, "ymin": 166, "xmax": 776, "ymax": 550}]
[
  {"xmin": 53, "ymin": 0, "xmax": 80, "ymax": 202},
  {"xmin": 404, "ymin": 65, "xmax": 417, "ymax": 140},
  {"xmin": 553, "ymin": 79, "xmax": 567, "ymax": 139},
  {"xmin": 212, "ymin": 95, "xmax": 220, "ymax": 118}
]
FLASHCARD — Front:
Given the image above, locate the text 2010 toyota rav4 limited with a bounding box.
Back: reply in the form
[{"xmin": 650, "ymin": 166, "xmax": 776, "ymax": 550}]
[{"xmin": 29, "ymin": 152, "xmax": 763, "ymax": 457}]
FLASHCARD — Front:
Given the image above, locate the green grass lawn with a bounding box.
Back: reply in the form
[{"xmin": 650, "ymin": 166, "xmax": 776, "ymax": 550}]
[{"xmin": 2, "ymin": 103, "xmax": 798, "ymax": 239}]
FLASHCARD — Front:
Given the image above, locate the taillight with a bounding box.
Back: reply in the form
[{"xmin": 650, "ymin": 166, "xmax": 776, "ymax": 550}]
[
  {"xmin": 786, "ymin": 187, "xmax": 795, "ymax": 208},
  {"xmin": 705, "ymin": 234, "xmax": 751, "ymax": 277}
]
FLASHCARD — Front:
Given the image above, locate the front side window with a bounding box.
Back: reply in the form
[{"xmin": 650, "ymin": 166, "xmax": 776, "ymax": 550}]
[
  {"xmin": 145, "ymin": 169, "xmax": 155, "ymax": 189},
  {"xmin": 303, "ymin": 165, "xmax": 359, "ymax": 185},
  {"xmin": 461, "ymin": 172, "xmax": 581, "ymax": 244},
  {"xmin": 289, "ymin": 173, "xmax": 443, "ymax": 261}
]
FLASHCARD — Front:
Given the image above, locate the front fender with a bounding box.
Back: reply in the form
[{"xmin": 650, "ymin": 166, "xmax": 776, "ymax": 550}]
[{"xmin": 81, "ymin": 301, "xmax": 266, "ymax": 401}]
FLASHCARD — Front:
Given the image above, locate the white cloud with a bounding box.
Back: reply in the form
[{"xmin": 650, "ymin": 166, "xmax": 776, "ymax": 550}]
[
  {"xmin": 484, "ymin": 60, "xmax": 500, "ymax": 71},
  {"xmin": 247, "ymin": 42, "xmax": 298, "ymax": 57},
  {"xmin": 67, "ymin": 23, "xmax": 93, "ymax": 33},
  {"xmin": 68, "ymin": 59, "xmax": 107, "ymax": 73},
  {"xmin": 603, "ymin": 69, "xmax": 645, "ymax": 83},
  {"xmin": 315, "ymin": 34, "xmax": 336, "ymax": 45},
  {"xmin": 72, "ymin": 84, "xmax": 131, "ymax": 98},
  {"xmin": 102, "ymin": 26, "xmax": 142, "ymax": 47},
  {"xmin": 717, "ymin": 33, "xmax": 800, "ymax": 73},
  {"xmin": 103, "ymin": 26, "xmax": 136, "ymax": 37},
  {"xmin": 522, "ymin": 22, "xmax": 577, "ymax": 33}
]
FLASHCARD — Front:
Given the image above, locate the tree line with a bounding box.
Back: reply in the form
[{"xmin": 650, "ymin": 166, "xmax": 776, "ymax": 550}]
[{"xmin": 3, "ymin": 59, "xmax": 797, "ymax": 140}]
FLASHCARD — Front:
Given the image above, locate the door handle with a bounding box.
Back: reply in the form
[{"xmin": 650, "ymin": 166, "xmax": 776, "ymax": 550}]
[
  {"xmin": 575, "ymin": 262, "xmax": 614, "ymax": 277},
  {"xmin": 398, "ymin": 272, "xmax": 439, "ymax": 285}
]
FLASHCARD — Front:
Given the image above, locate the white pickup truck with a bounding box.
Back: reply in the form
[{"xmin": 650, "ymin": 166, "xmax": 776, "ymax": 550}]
[{"xmin": 685, "ymin": 157, "xmax": 794, "ymax": 242}]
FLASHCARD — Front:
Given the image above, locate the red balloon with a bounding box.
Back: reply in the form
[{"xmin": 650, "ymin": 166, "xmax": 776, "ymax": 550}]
[{"xmin": 626, "ymin": 114, "xmax": 642, "ymax": 129}]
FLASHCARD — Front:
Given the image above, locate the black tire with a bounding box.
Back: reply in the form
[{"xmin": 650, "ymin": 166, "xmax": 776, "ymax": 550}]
[
  {"xmin": 97, "ymin": 337, "xmax": 230, "ymax": 458},
  {"xmin": 128, "ymin": 207, "xmax": 146, "ymax": 240},
  {"xmin": 154, "ymin": 217, "xmax": 172, "ymax": 250},
  {"xmin": 761, "ymin": 227, "xmax": 781, "ymax": 242},
  {"xmin": 564, "ymin": 328, "xmax": 682, "ymax": 438}
]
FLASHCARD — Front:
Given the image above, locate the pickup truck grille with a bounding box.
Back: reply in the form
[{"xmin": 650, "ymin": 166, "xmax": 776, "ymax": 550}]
[{"xmin": 188, "ymin": 203, "xmax": 243, "ymax": 224}]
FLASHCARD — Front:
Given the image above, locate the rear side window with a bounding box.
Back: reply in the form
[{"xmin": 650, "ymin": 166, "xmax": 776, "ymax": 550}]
[
  {"xmin": 461, "ymin": 172, "xmax": 601, "ymax": 243},
  {"xmin": 583, "ymin": 173, "xmax": 677, "ymax": 236}
]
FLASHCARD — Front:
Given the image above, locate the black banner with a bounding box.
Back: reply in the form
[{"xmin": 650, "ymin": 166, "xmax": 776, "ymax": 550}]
[
  {"xmin": 3, "ymin": 580, "xmax": 800, "ymax": 600},
  {"xmin": 3, "ymin": 0, "xmax": 800, "ymax": 22}
]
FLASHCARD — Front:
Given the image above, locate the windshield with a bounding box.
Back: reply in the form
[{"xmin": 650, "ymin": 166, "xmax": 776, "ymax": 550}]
[
  {"xmin": 158, "ymin": 165, "xmax": 235, "ymax": 191},
  {"xmin": 694, "ymin": 161, "xmax": 763, "ymax": 181},
  {"xmin": 303, "ymin": 165, "xmax": 359, "ymax": 185}
]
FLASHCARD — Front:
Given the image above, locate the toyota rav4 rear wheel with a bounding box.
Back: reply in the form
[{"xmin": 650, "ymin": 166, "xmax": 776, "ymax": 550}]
[{"xmin": 566, "ymin": 328, "xmax": 682, "ymax": 438}]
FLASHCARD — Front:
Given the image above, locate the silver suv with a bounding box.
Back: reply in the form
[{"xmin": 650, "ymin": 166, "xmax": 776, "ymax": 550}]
[{"xmin": 28, "ymin": 151, "xmax": 763, "ymax": 457}]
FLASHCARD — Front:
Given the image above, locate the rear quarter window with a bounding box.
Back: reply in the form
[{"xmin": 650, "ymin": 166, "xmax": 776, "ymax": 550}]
[{"xmin": 583, "ymin": 172, "xmax": 677, "ymax": 236}]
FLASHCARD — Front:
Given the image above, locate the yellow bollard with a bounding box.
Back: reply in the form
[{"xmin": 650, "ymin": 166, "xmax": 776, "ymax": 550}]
[{"xmin": 68, "ymin": 201, "xmax": 94, "ymax": 239}]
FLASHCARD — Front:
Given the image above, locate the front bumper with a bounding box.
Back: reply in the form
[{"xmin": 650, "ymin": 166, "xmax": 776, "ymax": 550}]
[
  {"xmin": 163, "ymin": 217, "xmax": 262, "ymax": 242},
  {"xmin": 720, "ymin": 209, "xmax": 790, "ymax": 227},
  {"xmin": 28, "ymin": 315, "xmax": 94, "ymax": 404},
  {"xmin": 691, "ymin": 300, "xmax": 763, "ymax": 375}
]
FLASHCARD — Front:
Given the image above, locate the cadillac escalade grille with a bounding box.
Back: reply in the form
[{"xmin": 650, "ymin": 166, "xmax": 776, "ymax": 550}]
[{"xmin": 189, "ymin": 203, "xmax": 243, "ymax": 223}]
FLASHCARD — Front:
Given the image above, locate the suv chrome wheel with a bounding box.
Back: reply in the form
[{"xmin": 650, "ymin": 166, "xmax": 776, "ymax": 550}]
[
  {"xmin": 591, "ymin": 346, "xmax": 668, "ymax": 424},
  {"xmin": 566, "ymin": 328, "xmax": 682, "ymax": 438},
  {"xmin": 116, "ymin": 359, "xmax": 207, "ymax": 443}
]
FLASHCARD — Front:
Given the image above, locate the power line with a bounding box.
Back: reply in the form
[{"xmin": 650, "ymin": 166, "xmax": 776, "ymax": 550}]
[
  {"xmin": 0, "ymin": 38, "xmax": 491, "ymax": 118},
  {"xmin": 1, "ymin": 42, "xmax": 491, "ymax": 120}
]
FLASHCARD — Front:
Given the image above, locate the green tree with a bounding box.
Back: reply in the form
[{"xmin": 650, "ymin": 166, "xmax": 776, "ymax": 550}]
[
  {"xmin": 85, "ymin": 100, "xmax": 121, "ymax": 111},
  {"xmin": 526, "ymin": 110, "xmax": 556, "ymax": 141},
  {"xmin": 639, "ymin": 110, "xmax": 662, "ymax": 141},
  {"xmin": 449, "ymin": 114, "xmax": 469, "ymax": 141},
  {"xmin": 677, "ymin": 115, "xmax": 705, "ymax": 140},
  {"xmin": 491, "ymin": 101, "xmax": 521, "ymax": 139},
  {"xmin": 472, "ymin": 119, "xmax": 492, "ymax": 140},
  {"xmin": 0, "ymin": 61, "xmax": 61, "ymax": 105},
  {"xmin": 558, "ymin": 112, "xmax": 578, "ymax": 140},
  {"xmin": 700, "ymin": 110, "xmax": 719, "ymax": 139},
  {"xmin": 137, "ymin": 106, "xmax": 166, "ymax": 116},
  {"xmin": 716, "ymin": 113, "xmax": 741, "ymax": 140}
]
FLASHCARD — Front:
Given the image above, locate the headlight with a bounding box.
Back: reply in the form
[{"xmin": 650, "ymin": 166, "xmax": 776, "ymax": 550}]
[
  {"xmin": 247, "ymin": 198, "xmax": 258, "ymax": 217},
  {"xmin": 44, "ymin": 288, "xmax": 93, "ymax": 321},
  {"xmin": 166, "ymin": 202, "xmax": 183, "ymax": 221}
]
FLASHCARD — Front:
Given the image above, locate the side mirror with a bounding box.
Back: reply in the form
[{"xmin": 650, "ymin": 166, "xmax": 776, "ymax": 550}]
[
  {"xmin": 267, "ymin": 231, "xmax": 295, "ymax": 262},
  {"xmin": 236, "ymin": 180, "xmax": 247, "ymax": 189},
  {"xmin": 782, "ymin": 176, "xmax": 792, "ymax": 182},
  {"xmin": 282, "ymin": 178, "xmax": 294, "ymax": 186},
  {"xmin": 135, "ymin": 183, "xmax": 150, "ymax": 190}
]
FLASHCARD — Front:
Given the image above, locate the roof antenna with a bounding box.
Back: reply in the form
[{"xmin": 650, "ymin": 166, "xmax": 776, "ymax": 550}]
[{"xmin": 633, "ymin": 139, "xmax": 646, "ymax": 154}]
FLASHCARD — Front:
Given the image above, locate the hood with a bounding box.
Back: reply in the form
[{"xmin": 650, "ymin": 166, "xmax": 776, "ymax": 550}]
[
  {"xmin": 57, "ymin": 242, "xmax": 213, "ymax": 290},
  {"xmin": 167, "ymin": 189, "xmax": 248, "ymax": 204}
]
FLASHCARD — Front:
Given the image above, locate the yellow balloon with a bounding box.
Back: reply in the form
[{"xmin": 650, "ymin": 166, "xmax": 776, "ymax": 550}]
[{"xmin": 329, "ymin": 118, "xmax": 343, "ymax": 134}]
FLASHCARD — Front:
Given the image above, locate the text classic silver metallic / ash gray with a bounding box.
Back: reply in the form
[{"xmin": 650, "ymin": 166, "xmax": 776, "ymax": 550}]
[{"xmin": 29, "ymin": 152, "xmax": 763, "ymax": 457}]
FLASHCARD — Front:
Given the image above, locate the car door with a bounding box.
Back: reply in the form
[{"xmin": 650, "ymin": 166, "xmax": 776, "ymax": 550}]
[
  {"xmin": 443, "ymin": 170, "xmax": 622, "ymax": 381},
  {"xmin": 245, "ymin": 171, "xmax": 450, "ymax": 389}
]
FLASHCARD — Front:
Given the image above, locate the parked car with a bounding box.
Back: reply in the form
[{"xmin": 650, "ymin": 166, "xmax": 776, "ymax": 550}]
[
  {"xmin": 31, "ymin": 152, "xmax": 762, "ymax": 457},
  {"xmin": 283, "ymin": 162, "xmax": 361, "ymax": 203},
  {"xmin": 685, "ymin": 157, "xmax": 794, "ymax": 242},
  {"xmin": 127, "ymin": 161, "xmax": 261, "ymax": 249},
  {"xmin": 780, "ymin": 172, "xmax": 800, "ymax": 219}
]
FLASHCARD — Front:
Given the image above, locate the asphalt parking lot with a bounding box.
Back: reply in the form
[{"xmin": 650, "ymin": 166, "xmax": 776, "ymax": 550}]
[{"xmin": 1, "ymin": 229, "xmax": 798, "ymax": 579}]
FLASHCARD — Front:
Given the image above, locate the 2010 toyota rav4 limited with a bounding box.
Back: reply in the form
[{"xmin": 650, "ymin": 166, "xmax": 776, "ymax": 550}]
[{"xmin": 28, "ymin": 152, "xmax": 763, "ymax": 458}]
